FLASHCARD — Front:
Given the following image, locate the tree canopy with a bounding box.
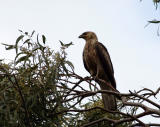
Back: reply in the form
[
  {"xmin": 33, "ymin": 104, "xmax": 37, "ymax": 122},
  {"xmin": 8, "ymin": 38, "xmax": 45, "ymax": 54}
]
[{"xmin": 0, "ymin": 31, "xmax": 159, "ymax": 127}]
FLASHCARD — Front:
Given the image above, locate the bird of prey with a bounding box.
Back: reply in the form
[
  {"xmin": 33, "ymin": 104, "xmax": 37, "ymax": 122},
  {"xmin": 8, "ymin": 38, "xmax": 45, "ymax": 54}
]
[{"xmin": 79, "ymin": 31, "xmax": 117, "ymax": 110}]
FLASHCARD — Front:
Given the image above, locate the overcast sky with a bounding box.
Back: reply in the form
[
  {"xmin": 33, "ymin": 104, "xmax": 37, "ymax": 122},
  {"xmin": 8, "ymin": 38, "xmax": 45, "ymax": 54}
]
[{"xmin": 0, "ymin": 0, "xmax": 160, "ymax": 123}]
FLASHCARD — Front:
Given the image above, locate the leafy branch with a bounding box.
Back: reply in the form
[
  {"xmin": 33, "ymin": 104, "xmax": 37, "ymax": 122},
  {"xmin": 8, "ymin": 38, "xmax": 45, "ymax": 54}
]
[{"xmin": 0, "ymin": 31, "xmax": 159, "ymax": 127}]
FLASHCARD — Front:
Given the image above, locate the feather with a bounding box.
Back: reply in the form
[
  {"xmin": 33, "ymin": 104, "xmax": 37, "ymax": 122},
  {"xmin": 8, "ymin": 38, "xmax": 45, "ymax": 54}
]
[
  {"xmin": 95, "ymin": 42, "xmax": 116, "ymax": 89},
  {"xmin": 80, "ymin": 31, "xmax": 117, "ymax": 110}
]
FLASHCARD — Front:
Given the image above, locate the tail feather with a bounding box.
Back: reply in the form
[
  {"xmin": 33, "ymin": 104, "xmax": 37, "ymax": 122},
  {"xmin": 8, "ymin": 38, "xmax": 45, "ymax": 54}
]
[
  {"xmin": 98, "ymin": 81, "xmax": 117, "ymax": 110},
  {"xmin": 102, "ymin": 90, "xmax": 117, "ymax": 110}
]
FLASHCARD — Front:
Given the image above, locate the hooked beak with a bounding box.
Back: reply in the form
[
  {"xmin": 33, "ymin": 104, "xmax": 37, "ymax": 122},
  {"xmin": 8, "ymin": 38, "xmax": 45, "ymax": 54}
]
[{"xmin": 78, "ymin": 34, "xmax": 84, "ymax": 38}]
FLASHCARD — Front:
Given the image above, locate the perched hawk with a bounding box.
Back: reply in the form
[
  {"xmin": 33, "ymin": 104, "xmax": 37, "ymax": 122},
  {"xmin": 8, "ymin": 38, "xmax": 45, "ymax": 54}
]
[{"xmin": 79, "ymin": 31, "xmax": 117, "ymax": 110}]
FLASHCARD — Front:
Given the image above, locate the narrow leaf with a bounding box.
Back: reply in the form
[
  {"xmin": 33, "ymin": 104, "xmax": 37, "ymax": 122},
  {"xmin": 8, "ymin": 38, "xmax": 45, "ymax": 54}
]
[
  {"xmin": 16, "ymin": 35, "xmax": 24, "ymax": 45},
  {"xmin": 18, "ymin": 29, "xmax": 23, "ymax": 33},
  {"xmin": 2, "ymin": 43, "xmax": 15, "ymax": 50},
  {"xmin": 148, "ymin": 20, "xmax": 160, "ymax": 24},
  {"xmin": 42, "ymin": 35, "xmax": 46, "ymax": 44},
  {"xmin": 6, "ymin": 45, "xmax": 15, "ymax": 50},
  {"xmin": 15, "ymin": 35, "xmax": 24, "ymax": 53},
  {"xmin": 23, "ymin": 39, "xmax": 30, "ymax": 44},
  {"xmin": 16, "ymin": 55, "xmax": 29, "ymax": 64},
  {"xmin": 37, "ymin": 34, "xmax": 44, "ymax": 50},
  {"xmin": 14, "ymin": 52, "xmax": 26, "ymax": 61},
  {"xmin": 59, "ymin": 40, "xmax": 64, "ymax": 46},
  {"xmin": 65, "ymin": 60, "xmax": 74, "ymax": 69},
  {"xmin": 31, "ymin": 30, "xmax": 35, "ymax": 37},
  {"xmin": 64, "ymin": 42, "xmax": 73, "ymax": 48}
]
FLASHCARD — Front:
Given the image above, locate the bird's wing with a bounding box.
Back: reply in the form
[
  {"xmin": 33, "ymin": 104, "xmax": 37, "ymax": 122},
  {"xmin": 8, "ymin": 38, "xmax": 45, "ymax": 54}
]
[
  {"xmin": 83, "ymin": 51, "xmax": 89, "ymax": 72},
  {"xmin": 95, "ymin": 42, "xmax": 116, "ymax": 88}
]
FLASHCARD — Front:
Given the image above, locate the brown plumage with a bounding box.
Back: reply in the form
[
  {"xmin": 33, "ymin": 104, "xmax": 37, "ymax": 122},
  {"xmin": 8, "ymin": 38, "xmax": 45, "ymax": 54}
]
[{"xmin": 79, "ymin": 31, "xmax": 117, "ymax": 110}]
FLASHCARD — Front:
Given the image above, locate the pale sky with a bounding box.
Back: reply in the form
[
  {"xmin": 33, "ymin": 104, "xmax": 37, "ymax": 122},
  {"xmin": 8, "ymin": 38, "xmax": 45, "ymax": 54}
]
[{"xmin": 0, "ymin": 0, "xmax": 160, "ymax": 123}]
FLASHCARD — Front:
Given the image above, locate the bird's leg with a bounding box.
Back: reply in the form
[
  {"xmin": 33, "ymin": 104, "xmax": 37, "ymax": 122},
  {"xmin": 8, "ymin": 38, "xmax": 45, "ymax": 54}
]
[
  {"xmin": 93, "ymin": 67, "xmax": 100, "ymax": 82},
  {"xmin": 89, "ymin": 70, "xmax": 96, "ymax": 81},
  {"xmin": 94, "ymin": 74, "xmax": 98, "ymax": 82}
]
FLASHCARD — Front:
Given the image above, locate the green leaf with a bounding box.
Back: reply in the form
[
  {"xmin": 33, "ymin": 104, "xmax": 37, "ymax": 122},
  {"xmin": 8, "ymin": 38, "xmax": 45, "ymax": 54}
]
[
  {"xmin": 14, "ymin": 52, "xmax": 26, "ymax": 61},
  {"xmin": 2, "ymin": 43, "xmax": 15, "ymax": 50},
  {"xmin": 59, "ymin": 41, "xmax": 73, "ymax": 49},
  {"xmin": 64, "ymin": 42, "xmax": 73, "ymax": 48},
  {"xmin": 65, "ymin": 60, "xmax": 74, "ymax": 69},
  {"xmin": 16, "ymin": 55, "xmax": 30, "ymax": 64},
  {"xmin": 31, "ymin": 30, "xmax": 35, "ymax": 37},
  {"xmin": 42, "ymin": 35, "xmax": 46, "ymax": 44},
  {"xmin": 15, "ymin": 35, "xmax": 24, "ymax": 53},
  {"xmin": 59, "ymin": 40, "xmax": 64, "ymax": 46},
  {"xmin": 18, "ymin": 29, "xmax": 23, "ymax": 33},
  {"xmin": 6, "ymin": 45, "xmax": 15, "ymax": 50},
  {"xmin": 16, "ymin": 35, "xmax": 24, "ymax": 45},
  {"xmin": 148, "ymin": 20, "xmax": 160, "ymax": 24},
  {"xmin": 23, "ymin": 39, "xmax": 30, "ymax": 44},
  {"xmin": 37, "ymin": 34, "xmax": 45, "ymax": 51}
]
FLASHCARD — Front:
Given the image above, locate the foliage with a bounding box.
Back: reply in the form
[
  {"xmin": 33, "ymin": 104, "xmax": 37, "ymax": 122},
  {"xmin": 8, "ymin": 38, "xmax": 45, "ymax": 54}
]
[
  {"xmin": 0, "ymin": 31, "xmax": 160, "ymax": 127},
  {"xmin": 72, "ymin": 100, "xmax": 133, "ymax": 127},
  {"xmin": 140, "ymin": 0, "xmax": 160, "ymax": 8},
  {"xmin": 0, "ymin": 31, "xmax": 74, "ymax": 127},
  {"xmin": 140, "ymin": 0, "xmax": 160, "ymax": 35}
]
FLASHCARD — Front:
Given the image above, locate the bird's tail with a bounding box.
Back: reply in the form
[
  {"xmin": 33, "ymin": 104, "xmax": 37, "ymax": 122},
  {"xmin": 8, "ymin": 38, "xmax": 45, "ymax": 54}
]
[{"xmin": 98, "ymin": 81, "xmax": 117, "ymax": 111}]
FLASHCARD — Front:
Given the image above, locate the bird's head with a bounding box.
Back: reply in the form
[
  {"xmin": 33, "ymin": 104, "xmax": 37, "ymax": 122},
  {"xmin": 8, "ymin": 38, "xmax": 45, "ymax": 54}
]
[{"xmin": 79, "ymin": 31, "xmax": 98, "ymax": 41}]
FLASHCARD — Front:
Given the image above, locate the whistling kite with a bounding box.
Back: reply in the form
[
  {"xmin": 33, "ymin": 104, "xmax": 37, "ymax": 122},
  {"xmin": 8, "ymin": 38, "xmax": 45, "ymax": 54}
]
[{"xmin": 79, "ymin": 31, "xmax": 117, "ymax": 110}]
